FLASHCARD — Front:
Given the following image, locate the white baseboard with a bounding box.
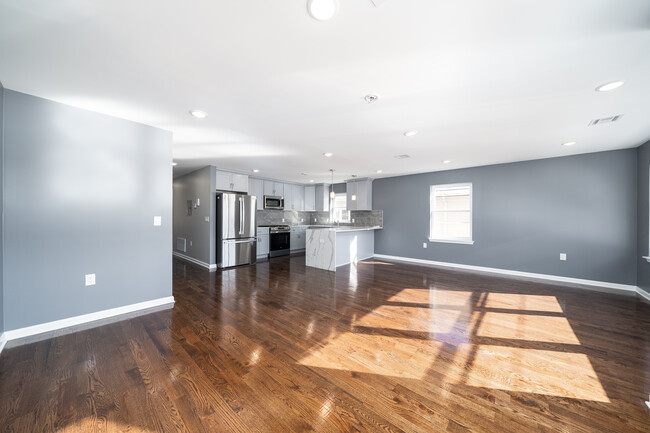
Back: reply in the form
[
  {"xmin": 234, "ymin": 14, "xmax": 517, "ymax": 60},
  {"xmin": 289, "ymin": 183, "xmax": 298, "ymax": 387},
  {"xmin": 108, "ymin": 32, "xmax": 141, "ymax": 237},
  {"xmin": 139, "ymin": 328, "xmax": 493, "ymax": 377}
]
[
  {"xmin": 173, "ymin": 251, "xmax": 217, "ymax": 270},
  {"xmin": 373, "ymin": 254, "xmax": 638, "ymax": 294},
  {"xmin": 637, "ymin": 287, "xmax": 650, "ymax": 303},
  {"xmin": 0, "ymin": 333, "xmax": 6, "ymax": 356},
  {"xmin": 0, "ymin": 296, "xmax": 175, "ymax": 355}
]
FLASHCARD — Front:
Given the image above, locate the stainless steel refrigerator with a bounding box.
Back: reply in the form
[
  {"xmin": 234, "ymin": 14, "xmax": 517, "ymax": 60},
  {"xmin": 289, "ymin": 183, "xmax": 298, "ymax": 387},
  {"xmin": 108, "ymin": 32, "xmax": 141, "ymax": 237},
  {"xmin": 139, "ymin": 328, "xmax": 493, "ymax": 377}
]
[{"xmin": 216, "ymin": 193, "xmax": 257, "ymax": 268}]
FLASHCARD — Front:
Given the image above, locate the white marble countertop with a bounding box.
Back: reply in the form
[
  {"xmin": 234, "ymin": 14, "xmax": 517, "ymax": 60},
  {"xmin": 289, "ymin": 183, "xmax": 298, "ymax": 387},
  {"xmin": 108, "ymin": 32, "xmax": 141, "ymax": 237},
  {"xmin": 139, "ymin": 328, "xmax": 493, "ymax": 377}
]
[{"xmin": 307, "ymin": 226, "xmax": 382, "ymax": 232}]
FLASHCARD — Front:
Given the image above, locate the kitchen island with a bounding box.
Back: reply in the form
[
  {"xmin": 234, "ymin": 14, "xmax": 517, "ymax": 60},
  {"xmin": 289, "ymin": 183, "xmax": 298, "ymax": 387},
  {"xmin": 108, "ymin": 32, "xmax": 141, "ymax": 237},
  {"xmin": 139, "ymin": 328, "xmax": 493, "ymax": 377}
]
[{"xmin": 305, "ymin": 226, "xmax": 382, "ymax": 271}]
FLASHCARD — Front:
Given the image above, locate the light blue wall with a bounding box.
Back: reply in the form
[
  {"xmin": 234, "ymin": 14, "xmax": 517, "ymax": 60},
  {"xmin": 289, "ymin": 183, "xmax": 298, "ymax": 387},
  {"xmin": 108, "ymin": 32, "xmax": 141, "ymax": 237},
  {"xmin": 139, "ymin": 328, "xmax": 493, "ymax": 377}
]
[
  {"xmin": 3, "ymin": 90, "xmax": 173, "ymax": 330},
  {"xmin": 637, "ymin": 141, "xmax": 650, "ymax": 296},
  {"xmin": 172, "ymin": 166, "xmax": 216, "ymax": 265},
  {"xmin": 374, "ymin": 149, "xmax": 637, "ymax": 285}
]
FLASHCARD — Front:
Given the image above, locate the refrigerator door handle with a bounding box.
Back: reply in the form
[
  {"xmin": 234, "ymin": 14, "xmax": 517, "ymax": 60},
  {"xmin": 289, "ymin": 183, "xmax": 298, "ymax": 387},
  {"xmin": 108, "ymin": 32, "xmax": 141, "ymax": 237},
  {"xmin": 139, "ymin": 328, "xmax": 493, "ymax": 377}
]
[
  {"xmin": 239, "ymin": 197, "xmax": 244, "ymax": 235},
  {"xmin": 225, "ymin": 239, "xmax": 255, "ymax": 244}
]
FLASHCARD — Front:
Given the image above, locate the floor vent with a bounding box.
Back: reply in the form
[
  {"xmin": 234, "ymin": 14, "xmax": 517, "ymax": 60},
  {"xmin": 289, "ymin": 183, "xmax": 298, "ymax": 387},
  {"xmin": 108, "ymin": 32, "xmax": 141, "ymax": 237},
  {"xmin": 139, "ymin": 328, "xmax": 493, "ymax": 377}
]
[
  {"xmin": 588, "ymin": 115, "xmax": 622, "ymax": 126},
  {"xmin": 177, "ymin": 237, "xmax": 187, "ymax": 253}
]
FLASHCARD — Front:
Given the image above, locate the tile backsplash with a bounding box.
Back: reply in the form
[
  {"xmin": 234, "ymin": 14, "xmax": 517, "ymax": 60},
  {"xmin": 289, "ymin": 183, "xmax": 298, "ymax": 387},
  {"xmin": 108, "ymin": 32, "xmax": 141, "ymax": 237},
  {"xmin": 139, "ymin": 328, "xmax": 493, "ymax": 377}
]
[{"xmin": 257, "ymin": 210, "xmax": 382, "ymax": 228}]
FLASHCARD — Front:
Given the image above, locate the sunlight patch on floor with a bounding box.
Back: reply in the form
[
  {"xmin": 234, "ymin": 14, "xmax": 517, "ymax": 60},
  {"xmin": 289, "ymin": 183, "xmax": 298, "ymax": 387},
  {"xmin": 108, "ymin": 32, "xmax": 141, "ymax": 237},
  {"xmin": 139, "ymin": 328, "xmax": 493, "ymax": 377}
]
[
  {"xmin": 298, "ymin": 332, "xmax": 441, "ymax": 379},
  {"xmin": 461, "ymin": 345, "xmax": 610, "ymax": 402},
  {"xmin": 353, "ymin": 305, "xmax": 468, "ymax": 334},
  {"xmin": 484, "ymin": 293, "xmax": 563, "ymax": 312},
  {"xmin": 475, "ymin": 312, "xmax": 580, "ymax": 344},
  {"xmin": 387, "ymin": 289, "xmax": 473, "ymax": 307}
]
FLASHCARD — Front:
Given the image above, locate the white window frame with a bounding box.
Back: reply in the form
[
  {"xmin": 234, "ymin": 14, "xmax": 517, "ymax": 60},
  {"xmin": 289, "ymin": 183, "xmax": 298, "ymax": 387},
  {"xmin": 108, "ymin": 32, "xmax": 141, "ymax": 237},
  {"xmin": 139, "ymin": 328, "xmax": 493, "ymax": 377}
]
[
  {"xmin": 429, "ymin": 182, "xmax": 474, "ymax": 245},
  {"xmin": 333, "ymin": 193, "xmax": 350, "ymax": 223}
]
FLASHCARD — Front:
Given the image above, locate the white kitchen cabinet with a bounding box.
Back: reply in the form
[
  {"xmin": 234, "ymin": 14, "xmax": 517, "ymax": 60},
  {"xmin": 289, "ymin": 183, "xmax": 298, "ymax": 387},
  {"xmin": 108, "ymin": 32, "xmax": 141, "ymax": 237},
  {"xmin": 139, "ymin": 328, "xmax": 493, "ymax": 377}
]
[
  {"xmin": 315, "ymin": 184, "xmax": 330, "ymax": 211},
  {"xmin": 257, "ymin": 227, "xmax": 270, "ymax": 258},
  {"xmin": 283, "ymin": 184, "xmax": 304, "ymax": 210},
  {"xmin": 304, "ymin": 185, "xmax": 315, "ymax": 211},
  {"xmin": 263, "ymin": 180, "xmax": 284, "ymax": 197},
  {"xmin": 292, "ymin": 184, "xmax": 305, "ymax": 211},
  {"xmin": 284, "ymin": 183, "xmax": 293, "ymax": 208},
  {"xmin": 346, "ymin": 179, "xmax": 373, "ymax": 210},
  {"xmin": 216, "ymin": 170, "xmax": 249, "ymax": 193},
  {"xmin": 290, "ymin": 227, "xmax": 306, "ymax": 251},
  {"xmin": 249, "ymin": 178, "xmax": 264, "ymax": 210}
]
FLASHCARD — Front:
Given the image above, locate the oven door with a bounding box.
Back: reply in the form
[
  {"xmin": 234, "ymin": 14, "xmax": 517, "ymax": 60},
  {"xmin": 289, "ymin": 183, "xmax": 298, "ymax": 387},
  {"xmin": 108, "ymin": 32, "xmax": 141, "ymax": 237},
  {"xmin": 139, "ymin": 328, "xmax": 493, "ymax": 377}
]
[{"xmin": 269, "ymin": 232, "xmax": 290, "ymax": 256}]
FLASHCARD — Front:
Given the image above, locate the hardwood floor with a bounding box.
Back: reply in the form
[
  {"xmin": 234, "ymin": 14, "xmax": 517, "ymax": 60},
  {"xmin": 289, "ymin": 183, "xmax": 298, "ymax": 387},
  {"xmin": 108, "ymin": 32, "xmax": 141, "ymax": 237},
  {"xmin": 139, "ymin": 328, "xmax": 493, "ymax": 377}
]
[{"xmin": 1, "ymin": 255, "xmax": 650, "ymax": 432}]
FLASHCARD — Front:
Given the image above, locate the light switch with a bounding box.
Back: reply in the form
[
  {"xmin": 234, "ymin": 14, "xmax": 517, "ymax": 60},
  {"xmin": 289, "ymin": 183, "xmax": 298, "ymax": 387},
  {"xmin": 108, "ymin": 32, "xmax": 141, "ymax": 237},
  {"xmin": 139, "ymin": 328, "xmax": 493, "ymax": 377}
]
[
  {"xmin": 85, "ymin": 274, "xmax": 96, "ymax": 286},
  {"xmin": 153, "ymin": 216, "xmax": 162, "ymax": 226},
  {"xmin": 560, "ymin": 253, "xmax": 567, "ymax": 261},
  {"xmin": 204, "ymin": 216, "xmax": 210, "ymax": 222}
]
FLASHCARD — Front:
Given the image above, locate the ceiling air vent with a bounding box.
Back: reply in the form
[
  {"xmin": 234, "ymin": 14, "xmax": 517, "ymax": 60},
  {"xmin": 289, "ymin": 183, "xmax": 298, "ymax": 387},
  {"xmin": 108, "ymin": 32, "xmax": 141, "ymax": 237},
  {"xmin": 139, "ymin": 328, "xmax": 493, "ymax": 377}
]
[
  {"xmin": 394, "ymin": 154, "xmax": 411, "ymax": 159},
  {"xmin": 589, "ymin": 115, "xmax": 623, "ymax": 126}
]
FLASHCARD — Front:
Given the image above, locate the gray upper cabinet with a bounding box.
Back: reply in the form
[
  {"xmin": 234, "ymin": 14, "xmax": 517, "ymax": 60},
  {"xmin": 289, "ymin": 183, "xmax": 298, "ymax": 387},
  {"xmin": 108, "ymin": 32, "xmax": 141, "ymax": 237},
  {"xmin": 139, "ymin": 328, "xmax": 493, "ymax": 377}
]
[
  {"xmin": 216, "ymin": 170, "xmax": 249, "ymax": 193},
  {"xmin": 249, "ymin": 178, "xmax": 264, "ymax": 210},
  {"xmin": 346, "ymin": 179, "xmax": 373, "ymax": 210},
  {"xmin": 304, "ymin": 185, "xmax": 315, "ymax": 211},
  {"xmin": 263, "ymin": 180, "xmax": 284, "ymax": 197}
]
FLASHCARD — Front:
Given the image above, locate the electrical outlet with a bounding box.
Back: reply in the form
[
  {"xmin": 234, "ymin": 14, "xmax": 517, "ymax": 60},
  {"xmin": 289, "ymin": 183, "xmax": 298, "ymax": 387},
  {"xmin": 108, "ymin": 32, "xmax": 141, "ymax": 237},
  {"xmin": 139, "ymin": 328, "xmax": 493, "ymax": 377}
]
[
  {"xmin": 189, "ymin": 241, "xmax": 193, "ymax": 247},
  {"xmin": 314, "ymin": 218, "xmax": 317, "ymax": 222},
  {"xmin": 204, "ymin": 216, "xmax": 209, "ymax": 222},
  {"xmin": 423, "ymin": 242, "xmax": 427, "ymax": 248},
  {"xmin": 153, "ymin": 216, "xmax": 162, "ymax": 226},
  {"xmin": 85, "ymin": 274, "xmax": 96, "ymax": 286},
  {"xmin": 282, "ymin": 218, "xmax": 285, "ymax": 222},
  {"xmin": 560, "ymin": 253, "xmax": 567, "ymax": 261},
  {"xmin": 352, "ymin": 218, "xmax": 355, "ymax": 223},
  {"xmin": 301, "ymin": 218, "xmax": 304, "ymax": 222}
]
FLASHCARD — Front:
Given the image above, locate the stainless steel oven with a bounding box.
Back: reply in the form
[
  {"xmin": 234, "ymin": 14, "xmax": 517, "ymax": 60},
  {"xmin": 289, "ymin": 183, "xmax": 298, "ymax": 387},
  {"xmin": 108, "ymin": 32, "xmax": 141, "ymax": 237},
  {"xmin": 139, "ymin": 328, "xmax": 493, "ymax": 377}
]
[
  {"xmin": 264, "ymin": 195, "xmax": 284, "ymax": 210},
  {"xmin": 269, "ymin": 225, "xmax": 290, "ymax": 257}
]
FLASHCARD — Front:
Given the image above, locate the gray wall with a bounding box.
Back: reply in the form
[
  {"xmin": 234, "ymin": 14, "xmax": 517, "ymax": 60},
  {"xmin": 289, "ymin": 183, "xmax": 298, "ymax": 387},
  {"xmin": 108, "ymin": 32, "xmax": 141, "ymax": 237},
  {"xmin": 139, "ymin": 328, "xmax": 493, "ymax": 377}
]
[
  {"xmin": 172, "ymin": 166, "xmax": 216, "ymax": 265},
  {"xmin": 637, "ymin": 141, "xmax": 650, "ymax": 295},
  {"xmin": 3, "ymin": 90, "xmax": 173, "ymax": 330},
  {"xmin": 374, "ymin": 149, "xmax": 637, "ymax": 285},
  {"xmin": 0, "ymin": 82, "xmax": 4, "ymax": 334},
  {"xmin": 333, "ymin": 183, "xmax": 346, "ymax": 194}
]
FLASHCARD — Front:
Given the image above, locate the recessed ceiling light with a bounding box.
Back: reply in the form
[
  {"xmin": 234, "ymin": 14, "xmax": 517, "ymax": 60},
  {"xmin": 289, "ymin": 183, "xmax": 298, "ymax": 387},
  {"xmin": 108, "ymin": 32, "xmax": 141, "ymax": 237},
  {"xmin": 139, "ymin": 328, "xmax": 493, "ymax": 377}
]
[
  {"xmin": 364, "ymin": 94, "xmax": 380, "ymax": 103},
  {"xmin": 442, "ymin": 160, "xmax": 451, "ymax": 164},
  {"xmin": 309, "ymin": 179, "xmax": 314, "ymax": 183},
  {"xmin": 595, "ymin": 81, "xmax": 625, "ymax": 92},
  {"xmin": 252, "ymin": 169, "xmax": 259, "ymax": 173},
  {"xmin": 172, "ymin": 162, "xmax": 178, "ymax": 166},
  {"xmin": 323, "ymin": 152, "xmax": 333, "ymax": 157},
  {"xmin": 404, "ymin": 130, "xmax": 418, "ymax": 137},
  {"xmin": 376, "ymin": 170, "xmax": 383, "ymax": 173},
  {"xmin": 562, "ymin": 141, "xmax": 576, "ymax": 147},
  {"xmin": 189, "ymin": 110, "xmax": 207, "ymax": 119},
  {"xmin": 307, "ymin": 0, "xmax": 339, "ymax": 21}
]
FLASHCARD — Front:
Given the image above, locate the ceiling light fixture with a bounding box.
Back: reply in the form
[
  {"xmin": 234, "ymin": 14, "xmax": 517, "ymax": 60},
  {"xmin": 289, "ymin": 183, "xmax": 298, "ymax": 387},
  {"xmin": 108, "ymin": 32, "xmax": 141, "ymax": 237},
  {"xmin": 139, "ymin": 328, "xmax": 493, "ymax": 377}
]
[
  {"xmin": 307, "ymin": 0, "xmax": 339, "ymax": 21},
  {"xmin": 323, "ymin": 152, "xmax": 333, "ymax": 157},
  {"xmin": 442, "ymin": 160, "xmax": 451, "ymax": 164},
  {"xmin": 376, "ymin": 170, "xmax": 383, "ymax": 173},
  {"xmin": 595, "ymin": 81, "xmax": 625, "ymax": 92},
  {"xmin": 364, "ymin": 94, "xmax": 380, "ymax": 103},
  {"xmin": 309, "ymin": 179, "xmax": 314, "ymax": 183},
  {"xmin": 252, "ymin": 169, "xmax": 259, "ymax": 173},
  {"xmin": 562, "ymin": 141, "xmax": 576, "ymax": 147},
  {"xmin": 404, "ymin": 130, "xmax": 418, "ymax": 137},
  {"xmin": 189, "ymin": 110, "xmax": 207, "ymax": 119},
  {"xmin": 329, "ymin": 169, "xmax": 335, "ymax": 199}
]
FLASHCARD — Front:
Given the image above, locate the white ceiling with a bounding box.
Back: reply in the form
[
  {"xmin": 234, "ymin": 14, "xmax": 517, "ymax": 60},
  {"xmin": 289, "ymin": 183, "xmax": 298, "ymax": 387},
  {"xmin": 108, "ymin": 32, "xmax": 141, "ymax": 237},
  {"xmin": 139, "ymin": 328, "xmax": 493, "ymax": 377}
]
[{"xmin": 1, "ymin": 0, "xmax": 649, "ymax": 183}]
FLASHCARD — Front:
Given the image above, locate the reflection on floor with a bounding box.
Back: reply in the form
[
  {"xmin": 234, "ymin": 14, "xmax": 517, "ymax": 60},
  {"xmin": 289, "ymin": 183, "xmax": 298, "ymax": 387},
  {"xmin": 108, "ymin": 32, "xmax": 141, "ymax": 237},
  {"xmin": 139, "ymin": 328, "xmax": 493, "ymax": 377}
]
[{"xmin": 0, "ymin": 254, "xmax": 648, "ymax": 432}]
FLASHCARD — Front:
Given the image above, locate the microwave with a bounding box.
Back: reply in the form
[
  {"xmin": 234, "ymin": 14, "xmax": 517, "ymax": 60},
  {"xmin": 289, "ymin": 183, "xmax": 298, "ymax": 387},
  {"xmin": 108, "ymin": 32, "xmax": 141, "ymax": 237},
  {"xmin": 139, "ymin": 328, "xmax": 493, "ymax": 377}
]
[{"xmin": 264, "ymin": 195, "xmax": 284, "ymax": 210}]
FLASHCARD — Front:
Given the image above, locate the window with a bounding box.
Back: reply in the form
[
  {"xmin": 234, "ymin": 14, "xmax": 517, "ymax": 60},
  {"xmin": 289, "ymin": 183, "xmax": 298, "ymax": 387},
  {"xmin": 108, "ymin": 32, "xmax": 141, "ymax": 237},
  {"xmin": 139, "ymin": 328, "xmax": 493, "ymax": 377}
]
[
  {"xmin": 333, "ymin": 193, "xmax": 350, "ymax": 223},
  {"xmin": 429, "ymin": 183, "xmax": 473, "ymax": 244}
]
